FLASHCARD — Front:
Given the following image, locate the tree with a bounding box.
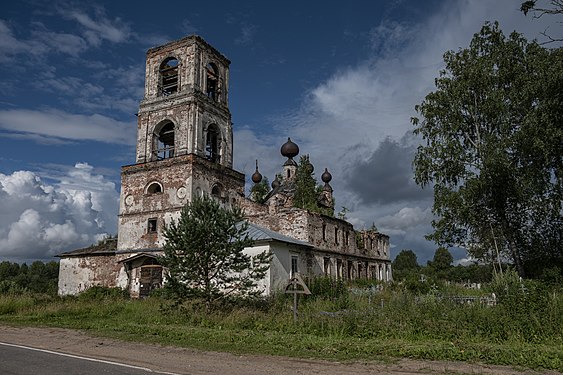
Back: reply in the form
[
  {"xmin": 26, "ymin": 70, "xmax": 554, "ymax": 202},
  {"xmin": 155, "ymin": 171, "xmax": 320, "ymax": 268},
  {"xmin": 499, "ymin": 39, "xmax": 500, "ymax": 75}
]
[
  {"xmin": 428, "ymin": 247, "xmax": 453, "ymax": 272},
  {"xmin": 521, "ymin": 1, "xmax": 563, "ymax": 43},
  {"xmin": 293, "ymin": 155, "xmax": 318, "ymax": 210},
  {"xmin": 160, "ymin": 195, "xmax": 270, "ymax": 310},
  {"xmin": 412, "ymin": 22, "xmax": 563, "ymax": 277},
  {"xmin": 392, "ymin": 250, "xmax": 419, "ymax": 272},
  {"xmin": 293, "ymin": 155, "xmax": 333, "ymax": 216},
  {"xmin": 250, "ymin": 176, "xmax": 270, "ymax": 204}
]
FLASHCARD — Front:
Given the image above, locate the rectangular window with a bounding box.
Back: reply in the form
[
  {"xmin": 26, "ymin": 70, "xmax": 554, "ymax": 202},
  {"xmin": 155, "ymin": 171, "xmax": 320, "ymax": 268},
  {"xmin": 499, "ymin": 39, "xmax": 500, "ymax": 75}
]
[
  {"xmin": 322, "ymin": 224, "xmax": 326, "ymax": 241},
  {"xmin": 334, "ymin": 227, "xmax": 339, "ymax": 245},
  {"xmin": 291, "ymin": 255, "xmax": 299, "ymax": 277},
  {"xmin": 345, "ymin": 231, "xmax": 349, "ymax": 246},
  {"xmin": 336, "ymin": 259, "xmax": 343, "ymax": 279},
  {"xmin": 147, "ymin": 218, "xmax": 157, "ymax": 233}
]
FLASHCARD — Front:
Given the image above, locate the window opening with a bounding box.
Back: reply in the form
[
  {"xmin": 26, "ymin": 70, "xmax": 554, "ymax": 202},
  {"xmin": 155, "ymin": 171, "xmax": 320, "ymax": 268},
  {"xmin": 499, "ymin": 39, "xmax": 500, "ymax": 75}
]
[
  {"xmin": 206, "ymin": 63, "xmax": 218, "ymax": 101},
  {"xmin": 154, "ymin": 122, "xmax": 175, "ymax": 160},
  {"xmin": 211, "ymin": 184, "xmax": 222, "ymax": 201},
  {"xmin": 291, "ymin": 255, "xmax": 299, "ymax": 277},
  {"xmin": 205, "ymin": 125, "xmax": 220, "ymax": 163},
  {"xmin": 323, "ymin": 257, "xmax": 331, "ymax": 276},
  {"xmin": 322, "ymin": 224, "xmax": 326, "ymax": 241},
  {"xmin": 146, "ymin": 182, "xmax": 162, "ymax": 194},
  {"xmin": 336, "ymin": 259, "xmax": 343, "ymax": 279},
  {"xmin": 334, "ymin": 227, "xmax": 339, "ymax": 245},
  {"xmin": 348, "ymin": 261, "xmax": 354, "ymax": 280},
  {"xmin": 147, "ymin": 218, "xmax": 157, "ymax": 233},
  {"xmin": 159, "ymin": 57, "xmax": 179, "ymax": 96}
]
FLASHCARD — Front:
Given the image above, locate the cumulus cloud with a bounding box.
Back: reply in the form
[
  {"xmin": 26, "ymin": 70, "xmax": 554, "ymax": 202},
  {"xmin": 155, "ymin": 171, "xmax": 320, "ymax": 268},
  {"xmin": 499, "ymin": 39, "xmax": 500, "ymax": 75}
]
[
  {"xmin": 0, "ymin": 164, "xmax": 118, "ymax": 261},
  {"xmin": 0, "ymin": 108, "xmax": 136, "ymax": 145}
]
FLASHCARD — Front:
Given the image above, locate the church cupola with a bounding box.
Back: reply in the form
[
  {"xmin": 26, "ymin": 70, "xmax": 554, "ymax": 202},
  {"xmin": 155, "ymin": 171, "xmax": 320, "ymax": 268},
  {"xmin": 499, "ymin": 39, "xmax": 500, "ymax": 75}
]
[{"xmin": 281, "ymin": 137, "xmax": 299, "ymax": 181}]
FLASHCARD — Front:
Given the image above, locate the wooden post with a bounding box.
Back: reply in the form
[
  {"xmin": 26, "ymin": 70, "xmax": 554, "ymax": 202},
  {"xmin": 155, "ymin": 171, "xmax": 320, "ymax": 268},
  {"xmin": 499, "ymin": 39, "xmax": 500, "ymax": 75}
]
[{"xmin": 284, "ymin": 273, "xmax": 311, "ymax": 323}]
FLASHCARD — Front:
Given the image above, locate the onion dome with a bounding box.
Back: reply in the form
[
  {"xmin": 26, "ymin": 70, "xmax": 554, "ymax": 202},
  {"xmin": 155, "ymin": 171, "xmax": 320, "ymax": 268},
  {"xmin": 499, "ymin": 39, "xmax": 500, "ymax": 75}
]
[
  {"xmin": 271, "ymin": 176, "xmax": 281, "ymax": 189},
  {"xmin": 321, "ymin": 168, "xmax": 332, "ymax": 184},
  {"xmin": 281, "ymin": 137, "xmax": 299, "ymax": 159},
  {"xmin": 251, "ymin": 160, "xmax": 262, "ymax": 183}
]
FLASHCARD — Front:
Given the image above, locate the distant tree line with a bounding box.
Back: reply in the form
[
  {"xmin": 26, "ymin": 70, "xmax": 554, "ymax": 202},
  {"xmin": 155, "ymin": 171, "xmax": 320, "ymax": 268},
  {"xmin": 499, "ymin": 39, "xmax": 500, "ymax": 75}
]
[{"xmin": 0, "ymin": 261, "xmax": 59, "ymax": 295}]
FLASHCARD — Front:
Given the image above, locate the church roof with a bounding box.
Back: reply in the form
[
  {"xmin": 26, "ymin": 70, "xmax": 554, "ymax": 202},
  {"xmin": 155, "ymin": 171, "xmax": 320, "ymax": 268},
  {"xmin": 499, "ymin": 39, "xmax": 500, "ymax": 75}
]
[
  {"xmin": 243, "ymin": 223, "xmax": 312, "ymax": 248},
  {"xmin": 57, "ymin": 238, "xmax": 117, "ymax": 257}
]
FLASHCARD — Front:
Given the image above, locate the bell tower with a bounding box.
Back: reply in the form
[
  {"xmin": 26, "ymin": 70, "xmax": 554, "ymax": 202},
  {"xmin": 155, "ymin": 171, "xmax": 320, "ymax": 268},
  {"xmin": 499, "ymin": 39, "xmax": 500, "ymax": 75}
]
[
  {"xmin": 117, "ymin": 36, "xmax": 245, "ymax": 252},
  {"xmin": 136, "ymin": 35, "xmax": 233, "ymax": 167}
]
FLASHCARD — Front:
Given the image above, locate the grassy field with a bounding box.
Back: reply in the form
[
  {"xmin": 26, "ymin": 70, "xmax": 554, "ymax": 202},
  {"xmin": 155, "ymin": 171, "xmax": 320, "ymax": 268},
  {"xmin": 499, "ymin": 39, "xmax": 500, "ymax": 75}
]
[{"xmin": 0, "ymin": 276, "xmax": 562, "ymax": 371}]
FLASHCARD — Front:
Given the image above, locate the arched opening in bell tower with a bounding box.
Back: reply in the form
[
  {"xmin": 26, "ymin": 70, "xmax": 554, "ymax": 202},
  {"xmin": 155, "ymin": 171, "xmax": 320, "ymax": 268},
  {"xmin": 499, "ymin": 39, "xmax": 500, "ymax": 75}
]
[
  {"xmin": 205, "ymin": 124, "xmax": 221, "ymax": 163},
  {"xmin": 159, "ymin": 57, "xmax": 179, "ymax": 96},
  {"xmin": 153, "ymin": 121, "xmax": 175, "ymax": 160},
  {"xmin": 205, "ymin": 63, "xmax": 218, "ymax": 101}
]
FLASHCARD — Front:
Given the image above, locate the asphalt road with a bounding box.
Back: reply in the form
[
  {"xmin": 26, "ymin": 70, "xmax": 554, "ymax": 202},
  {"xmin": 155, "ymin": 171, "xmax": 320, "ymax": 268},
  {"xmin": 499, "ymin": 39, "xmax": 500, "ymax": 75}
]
[{"xmin": 0, "ymin": 342, "xmax": 178, "ymax": 375}]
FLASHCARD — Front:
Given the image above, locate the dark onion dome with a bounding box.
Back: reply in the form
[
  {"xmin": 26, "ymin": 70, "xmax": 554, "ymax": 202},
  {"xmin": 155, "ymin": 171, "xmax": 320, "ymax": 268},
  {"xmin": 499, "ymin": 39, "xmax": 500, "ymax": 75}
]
[
  {"xmin": 251, "ymin": 160, "xmax": 262, "ymax": 183},
  {"xmin": 271, "ymin": 176, "xmax": 281, "ymax": 189},
  {"xmin": 321, "ymin": 168, "xmax": 332, "ymax": 184},
  {"xmin": 281, "ymin": 137, "xmax": 299, "ymax": 158}
]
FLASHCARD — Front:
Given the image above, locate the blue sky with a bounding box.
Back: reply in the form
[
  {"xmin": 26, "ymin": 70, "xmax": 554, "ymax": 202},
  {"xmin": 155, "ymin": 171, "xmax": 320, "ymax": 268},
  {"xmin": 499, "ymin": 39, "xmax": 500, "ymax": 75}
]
[{"xmin": 0, "ymin": 0, "xmax": 559, "ymax": 263}]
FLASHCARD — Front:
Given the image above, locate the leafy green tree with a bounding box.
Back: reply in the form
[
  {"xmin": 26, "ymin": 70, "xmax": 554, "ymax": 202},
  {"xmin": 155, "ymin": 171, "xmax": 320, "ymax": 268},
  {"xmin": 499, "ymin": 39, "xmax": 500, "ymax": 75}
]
[
  {"xmin": 393, "ymin": 250, "xmax": 419, "ymax": 272},
  {"xmin": 294, "ymin": 155, "xmax": 318, "ymax": 210},
  {"xmin": 428, "ymin": 247, "xmax": 453, "ymax": 272},
  {"xmin": 293, "ymin": 155, "xmax": 333, "ymax": 216},
  {"xmin": 412, "ymin": 22, "xmax": 563, "ymax": 277},
  {"xmin": 160, "ymin": 195, "xmax": 270, "ymax": 311},
  {"xmin": 392, "ymin": 249, "xmax": 420, "ymax": 281},
  {"xmin": 250, "ymin": 176, "xmax": 270, "ymax": 204}
]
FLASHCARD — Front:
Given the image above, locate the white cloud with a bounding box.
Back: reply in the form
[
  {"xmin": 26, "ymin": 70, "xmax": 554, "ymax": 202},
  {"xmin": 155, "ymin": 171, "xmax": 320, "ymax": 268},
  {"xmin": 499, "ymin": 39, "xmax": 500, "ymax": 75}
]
[
  {"xmin": 0, "ymin": 20, "xmax": 47, "ymax": 62},
  {"xmin": 0, "ymin": 164, "xmax": 118, "ymax": 261},
  {"xmin": 0, "ymin": 108, "xmax": 136, "ymax": 145},
  {"xmin": 61, "ymin": 10, "xmax": 131, "ymax": 46}
]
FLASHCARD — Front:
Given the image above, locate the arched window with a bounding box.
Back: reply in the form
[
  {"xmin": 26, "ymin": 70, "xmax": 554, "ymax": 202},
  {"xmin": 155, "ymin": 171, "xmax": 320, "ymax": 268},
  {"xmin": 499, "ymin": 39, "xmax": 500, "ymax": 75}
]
[
  {"xmin": 211, "ymin": 184, "xmax": 223, "ymax": 201},
  {"xmin": 154, "ymin": 121, "xmax": 175, "ymax": 160},
  {"xmin": 206, "ymin": 62, "xmax": 218, "ymax": 101},
  {"xmin": 159, "ymin": 57, "xmax": 179, "ymax": 96},
  {"xmin": 205, "ymin": 124, "xmax": 221, "ymax": 163},
  {"xmin": 146, "ymin": 182, "xmax": 163, "ymax": 194}
]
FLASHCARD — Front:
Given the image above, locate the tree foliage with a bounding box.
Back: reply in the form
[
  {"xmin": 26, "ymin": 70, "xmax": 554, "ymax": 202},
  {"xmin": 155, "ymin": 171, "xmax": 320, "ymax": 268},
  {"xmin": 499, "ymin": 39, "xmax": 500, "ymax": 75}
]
[
  {"xmin": 0, "ymin": 261, "xmax": 59, "ymax": 295},
  {"xmin": 393, "ymin": 250, "xmax": 419, "ymax": 272},
  {"xmin": 521, "ymin": 0, "xmax": 563, "ymax": 43},
  {"xmin": 250, "ymin": 176, "xmax": 270, "ymax": 204},
  {"xmin": 428, "ymin": 247, "xmax": 454, "ymax": 273},
  {"xmin": 293, "ymin": 155, "xmax": 333, "ymax": 216},
  {"xmin": 412, "ymin": 22, "xmax": 563, "ymax": 277},
  {"xmin": 160, "ymin": 195, "xmax": 270, "ymax": 310}
]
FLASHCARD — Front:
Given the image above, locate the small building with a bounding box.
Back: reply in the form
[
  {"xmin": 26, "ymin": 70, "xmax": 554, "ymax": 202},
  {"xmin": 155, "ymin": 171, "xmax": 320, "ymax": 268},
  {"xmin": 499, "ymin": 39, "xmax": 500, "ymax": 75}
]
[{"xmin": 57, "ymin": 35, "xmax": 392, "ymax": 297}]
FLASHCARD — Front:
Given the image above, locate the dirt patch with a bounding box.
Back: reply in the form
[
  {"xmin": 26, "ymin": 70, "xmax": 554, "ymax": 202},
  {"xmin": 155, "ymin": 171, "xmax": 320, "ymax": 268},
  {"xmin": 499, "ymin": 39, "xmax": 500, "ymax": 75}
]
[{"xmin": 0, "ymin": 325, "xmax": 558, "ymax": 375}]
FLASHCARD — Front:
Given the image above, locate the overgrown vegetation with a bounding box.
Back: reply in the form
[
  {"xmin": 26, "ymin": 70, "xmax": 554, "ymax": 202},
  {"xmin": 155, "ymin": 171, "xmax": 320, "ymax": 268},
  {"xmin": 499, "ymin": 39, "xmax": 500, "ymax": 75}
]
[
  {"xmin": 1, "ymin": 273, "xmax": 561, "ymax": 371},
  {"xmin": 0, "ymin": 261, "xmax": 59, "ymax": 295},
  {"xmin": 159, "ymin": 195, "xmax": 270, "ymax": 311}
]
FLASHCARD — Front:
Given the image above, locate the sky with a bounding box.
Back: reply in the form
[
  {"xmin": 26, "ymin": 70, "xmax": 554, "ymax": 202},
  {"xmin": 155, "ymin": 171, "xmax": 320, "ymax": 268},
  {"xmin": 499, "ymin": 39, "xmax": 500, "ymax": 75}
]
[{"xmin": 0, "ymin": 0, "xmax": 560, "ymax": 264}]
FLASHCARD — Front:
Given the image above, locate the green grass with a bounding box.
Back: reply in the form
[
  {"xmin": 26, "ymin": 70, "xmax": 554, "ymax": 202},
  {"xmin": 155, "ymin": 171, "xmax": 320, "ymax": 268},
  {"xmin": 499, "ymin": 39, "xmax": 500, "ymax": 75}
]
[{"xmin": 0, "ymin": 282, "xmax": 561, "ymax": 372}]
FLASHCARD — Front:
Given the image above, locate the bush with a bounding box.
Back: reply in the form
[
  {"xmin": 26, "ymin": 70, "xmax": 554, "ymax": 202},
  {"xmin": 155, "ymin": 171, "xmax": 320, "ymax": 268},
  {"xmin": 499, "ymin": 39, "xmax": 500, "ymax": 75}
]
[{"xmin": 78, "ymin": 286, "xmax": 129, "ymax": 301}]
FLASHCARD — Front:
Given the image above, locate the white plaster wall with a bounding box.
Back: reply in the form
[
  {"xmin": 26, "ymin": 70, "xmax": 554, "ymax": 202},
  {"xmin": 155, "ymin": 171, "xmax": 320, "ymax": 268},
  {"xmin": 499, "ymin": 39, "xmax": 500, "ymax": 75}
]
[{"xmin": 58, "ymin": 258, "xmax": 92, "ymax": 296}]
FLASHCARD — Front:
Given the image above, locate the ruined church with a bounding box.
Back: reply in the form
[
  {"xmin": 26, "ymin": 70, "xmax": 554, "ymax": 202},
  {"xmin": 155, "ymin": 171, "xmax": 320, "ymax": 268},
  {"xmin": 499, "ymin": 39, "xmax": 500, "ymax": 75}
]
[{"xmin": 58, "ymin": 35, "xmax": 392, "ymax": 297}]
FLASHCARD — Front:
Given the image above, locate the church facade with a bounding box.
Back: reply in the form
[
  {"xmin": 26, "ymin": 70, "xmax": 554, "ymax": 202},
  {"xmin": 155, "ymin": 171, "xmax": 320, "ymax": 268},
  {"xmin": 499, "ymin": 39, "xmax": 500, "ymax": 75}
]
[{"xmin": 57, "ymin": 35, "xmax": 392, "ymax": 297}]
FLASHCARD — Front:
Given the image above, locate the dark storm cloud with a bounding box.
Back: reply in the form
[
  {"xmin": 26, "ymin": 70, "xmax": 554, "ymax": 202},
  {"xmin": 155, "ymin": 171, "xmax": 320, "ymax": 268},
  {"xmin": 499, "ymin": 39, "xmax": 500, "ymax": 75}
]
[{"xmin": 345, "ymin": 133, "xmax": 432, "ymax": 205}]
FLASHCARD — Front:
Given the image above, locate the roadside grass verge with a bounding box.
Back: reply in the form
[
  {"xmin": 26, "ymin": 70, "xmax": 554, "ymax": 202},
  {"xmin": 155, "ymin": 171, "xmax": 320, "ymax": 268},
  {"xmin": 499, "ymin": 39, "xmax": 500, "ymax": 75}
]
[{"xmin": 1, "ymin": 282, "xmax": 561, "ymax": 372}]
